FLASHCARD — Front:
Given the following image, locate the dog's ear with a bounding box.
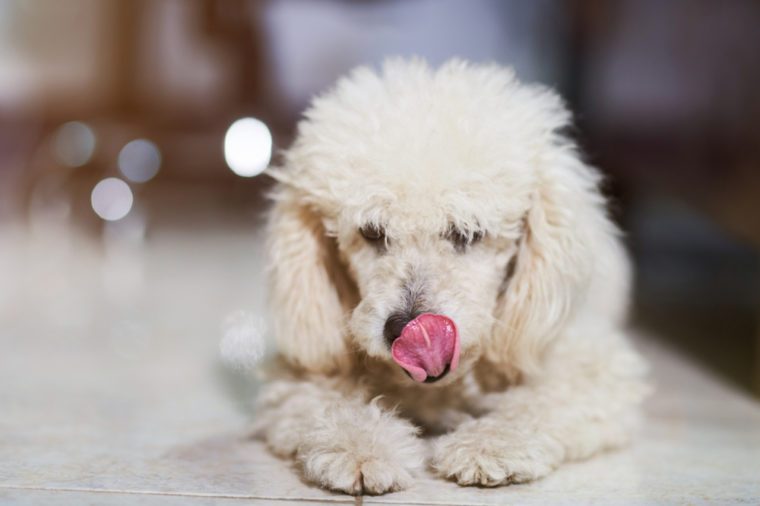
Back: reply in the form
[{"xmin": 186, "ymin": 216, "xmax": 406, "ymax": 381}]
[
  {"xmin": 267, "ymin": 187, "xmax": 356, "ymax": 374},
  {"xmin": 490, "ymin": 147, "xmax": 613, "ymax": 374}
]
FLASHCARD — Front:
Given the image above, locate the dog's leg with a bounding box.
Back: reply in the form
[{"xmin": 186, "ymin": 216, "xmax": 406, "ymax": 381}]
[
  {"xmin": 254, "ymin": 378, "xmax": 425, "ymax": 495},
  {"xmin": 432, "ymin": 332, "xmax": 649, "ymax": 486}
]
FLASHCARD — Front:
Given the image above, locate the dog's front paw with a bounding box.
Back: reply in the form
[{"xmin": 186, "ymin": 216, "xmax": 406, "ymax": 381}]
[
  {"xmin": 300, "ymin": 447, "xmax": 415, "ymax": 495},
  {"xmin": 297, "ymin": 400, "xmax": 424, "ymax": 495},
  {"xmin": 432, "ymin": 420, "xmax": 563, "ymax": 487}
]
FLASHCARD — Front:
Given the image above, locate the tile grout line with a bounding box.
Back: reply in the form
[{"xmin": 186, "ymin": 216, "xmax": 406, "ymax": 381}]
[
  {"xmin": 0, "ymin": 484, "xmax": 518, "ymax": 506},
  {"xmin": 0, "ymin": 485, "xmax": 354, "ymax": 504}
]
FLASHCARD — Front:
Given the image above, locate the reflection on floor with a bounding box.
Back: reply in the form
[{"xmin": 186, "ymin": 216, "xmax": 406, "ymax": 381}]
[{"xmin": 1, "ymin": 217, "xmax": 759, "ymax": 504}]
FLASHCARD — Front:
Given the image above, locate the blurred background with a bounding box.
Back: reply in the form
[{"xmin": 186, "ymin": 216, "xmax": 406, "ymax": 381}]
[{"xmin": 1, "ymin": 0, "xmax": 759, "ymax": 397}]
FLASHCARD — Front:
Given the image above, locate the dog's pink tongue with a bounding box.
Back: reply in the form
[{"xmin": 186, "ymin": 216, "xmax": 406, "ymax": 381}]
[{"xmin": 391, "ymin": 313, "xmax": 460, "ymax": 382}]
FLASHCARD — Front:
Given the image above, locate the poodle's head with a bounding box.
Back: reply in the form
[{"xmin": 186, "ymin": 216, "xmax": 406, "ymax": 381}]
[{"xmin": 268, "ymin": 59, "xmax": 617, "ymax": 385}]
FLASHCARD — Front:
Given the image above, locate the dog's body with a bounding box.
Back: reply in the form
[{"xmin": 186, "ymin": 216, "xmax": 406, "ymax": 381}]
[{"xmin": 255, "ymin": 59, "xmax": 649, "ymax": 494}]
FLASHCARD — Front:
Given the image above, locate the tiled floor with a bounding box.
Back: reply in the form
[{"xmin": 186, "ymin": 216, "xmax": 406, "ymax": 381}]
[{"xmin": 2, "ymin": 220, "xmax": 759, "ymax": 505}]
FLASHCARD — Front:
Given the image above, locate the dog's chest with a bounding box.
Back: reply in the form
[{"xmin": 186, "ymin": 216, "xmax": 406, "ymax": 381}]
[{"xmin": 368, "ymin": 372, "xmax": 498, "ymax": 434}]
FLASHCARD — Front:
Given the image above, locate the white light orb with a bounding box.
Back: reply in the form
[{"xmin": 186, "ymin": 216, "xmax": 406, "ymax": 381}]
[
  {"xmin": 53, "ymin": 121, "xmax": 96, "ymax": 167},
  {"xmin": 224, "ymin": 117, "xmax": 272, "ymax": 177},
  {"xmin": 91, "ymin": 178, "xmax": 133, "ymax": 221},
  {"xmin": 118, "ymin": 139, "xmax": 161, "ymax": 183},
  {"xmin": 220, "ymin": 310, "xmax": 267, "ymax": 370}
]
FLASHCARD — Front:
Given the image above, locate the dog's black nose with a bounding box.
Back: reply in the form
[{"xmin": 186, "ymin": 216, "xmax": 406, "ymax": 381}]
[{"xmin": 384, "ymin": 312, "xmax": 414, "ymax": 344}]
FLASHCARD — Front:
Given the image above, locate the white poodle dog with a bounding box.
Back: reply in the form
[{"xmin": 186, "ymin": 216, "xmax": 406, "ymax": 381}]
[{"xmin": 255, "ymin": 58, "xmax": 649, "ymax": 495}]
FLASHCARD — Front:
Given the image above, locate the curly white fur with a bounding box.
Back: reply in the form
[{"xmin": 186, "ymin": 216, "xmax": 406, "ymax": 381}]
[{"xmin": 256, "ymin": 58, "xmax": 649, "ymax": 495}]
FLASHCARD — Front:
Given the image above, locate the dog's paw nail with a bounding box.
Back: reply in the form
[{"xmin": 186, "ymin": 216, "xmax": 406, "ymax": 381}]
[{"xmin": 350, "ymin": 470, "xmax": 363, "ymax": 495}]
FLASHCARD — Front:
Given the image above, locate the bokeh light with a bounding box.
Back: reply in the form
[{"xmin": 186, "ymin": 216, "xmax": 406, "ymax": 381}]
[
  {"xmin": 220, "ymin": 310, "xmax": 267, "ymax": 371},
  {"xmin": 223, "ymin": 117, "xmax": 272, "ymax": 177},
  {"xmin": 91, "ymin": 178, "xmax": 133, "ymax": 221},
  {"xmin": 118, "ymin": 139, "xmax": 161, "ymax": 183},
  {"xmin": 52, "ymin": 121, "xmax": 96, "ymax": 167}
]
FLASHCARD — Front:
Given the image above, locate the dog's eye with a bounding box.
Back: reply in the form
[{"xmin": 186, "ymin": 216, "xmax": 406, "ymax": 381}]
[
  {"xmin": 360, "ymin": 224, "xmax": 385, "ymax": 243},
  {"xmin": 446, "ymin": 227, "xmax": 483, "ymax": 252}
]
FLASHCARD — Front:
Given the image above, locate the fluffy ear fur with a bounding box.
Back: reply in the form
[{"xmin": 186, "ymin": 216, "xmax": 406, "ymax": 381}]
[
  {"xmin": 267, "ymin": 186, "xmax": 357, "ymax": 374},
  {"xmin": 490, "ymin": 142, "xmax": 614, "ymax": 374}
]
